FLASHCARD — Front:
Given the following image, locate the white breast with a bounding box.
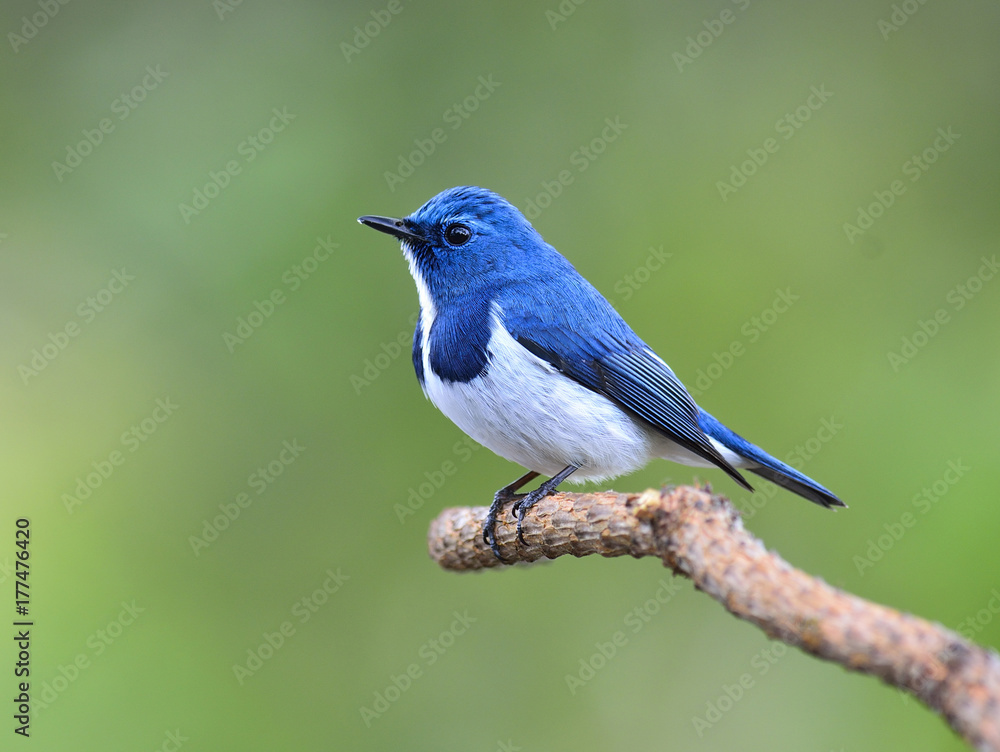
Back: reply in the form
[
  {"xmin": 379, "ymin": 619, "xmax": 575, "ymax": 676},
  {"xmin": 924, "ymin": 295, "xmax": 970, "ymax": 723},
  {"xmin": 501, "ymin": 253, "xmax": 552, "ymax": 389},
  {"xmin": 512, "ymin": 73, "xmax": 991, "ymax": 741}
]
[{"xmin": 421, "ymin": 306, "xmax": 660, "ymax": 481}]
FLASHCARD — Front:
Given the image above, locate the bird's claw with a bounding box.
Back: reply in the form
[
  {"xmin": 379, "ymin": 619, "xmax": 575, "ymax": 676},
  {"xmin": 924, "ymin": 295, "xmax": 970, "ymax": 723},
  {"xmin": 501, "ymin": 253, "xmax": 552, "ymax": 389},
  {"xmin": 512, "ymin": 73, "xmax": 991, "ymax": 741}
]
[
  {"xmin": 485, "ymin": 491, "xmax": 550, "ymax": 554},
  {"xmin": 483, "ymin": 488, "xmax": 525, "ymax": 562},
  {"xmin": 514, "ymin": 488, "xmax": 544, "ymax": 545}
]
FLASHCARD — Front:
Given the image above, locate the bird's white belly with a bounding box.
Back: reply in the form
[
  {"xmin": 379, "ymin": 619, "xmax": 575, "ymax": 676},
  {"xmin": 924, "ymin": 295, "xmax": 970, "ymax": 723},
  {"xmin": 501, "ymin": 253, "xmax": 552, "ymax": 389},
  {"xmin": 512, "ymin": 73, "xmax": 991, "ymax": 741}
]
[{"xmin": 422, "ymin": 321, "xmax": 656, "ymax": 481}]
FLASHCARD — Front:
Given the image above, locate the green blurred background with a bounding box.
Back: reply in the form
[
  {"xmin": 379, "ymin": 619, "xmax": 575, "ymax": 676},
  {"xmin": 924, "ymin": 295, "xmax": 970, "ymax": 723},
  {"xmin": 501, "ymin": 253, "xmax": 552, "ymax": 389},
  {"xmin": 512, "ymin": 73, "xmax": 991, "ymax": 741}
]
[{"xmin": 2, "ymin": 1, "xmax": 998, "ymax": 750}]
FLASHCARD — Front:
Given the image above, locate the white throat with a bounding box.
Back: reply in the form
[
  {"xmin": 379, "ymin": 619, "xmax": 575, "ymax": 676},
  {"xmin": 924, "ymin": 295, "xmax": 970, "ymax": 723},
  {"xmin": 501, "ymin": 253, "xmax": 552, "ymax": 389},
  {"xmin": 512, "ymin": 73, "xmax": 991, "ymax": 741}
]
[{"xmin": 402, "ymin": 241, "xmax": 437, "ymax": 384}]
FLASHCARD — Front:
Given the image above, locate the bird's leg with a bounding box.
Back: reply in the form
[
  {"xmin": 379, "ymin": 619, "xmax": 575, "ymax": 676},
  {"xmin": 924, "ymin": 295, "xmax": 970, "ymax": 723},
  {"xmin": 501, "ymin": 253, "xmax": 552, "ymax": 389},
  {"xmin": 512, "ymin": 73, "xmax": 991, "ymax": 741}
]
[
  {"xmin": 484, "ymin": 471, "xmax": 539, "ymax": 561},
  {"xmin": 513, "ymin": 464, "xmax": 579, "ymax": 546}
]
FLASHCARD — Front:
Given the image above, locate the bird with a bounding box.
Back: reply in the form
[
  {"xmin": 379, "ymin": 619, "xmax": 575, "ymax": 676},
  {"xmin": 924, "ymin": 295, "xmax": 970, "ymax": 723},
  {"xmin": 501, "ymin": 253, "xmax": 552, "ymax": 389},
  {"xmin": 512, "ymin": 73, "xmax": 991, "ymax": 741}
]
[{"xmin": 358, "ymin": 186, "xmax": 845, "ymax": 560}]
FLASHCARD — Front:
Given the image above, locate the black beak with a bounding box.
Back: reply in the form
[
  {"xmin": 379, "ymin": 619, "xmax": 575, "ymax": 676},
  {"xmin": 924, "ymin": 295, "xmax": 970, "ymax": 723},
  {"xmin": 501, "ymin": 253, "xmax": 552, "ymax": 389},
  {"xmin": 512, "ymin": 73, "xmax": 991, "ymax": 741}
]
[{"xmin": 357, "ymin": 215, "xmax": 425, "ymax": 244}]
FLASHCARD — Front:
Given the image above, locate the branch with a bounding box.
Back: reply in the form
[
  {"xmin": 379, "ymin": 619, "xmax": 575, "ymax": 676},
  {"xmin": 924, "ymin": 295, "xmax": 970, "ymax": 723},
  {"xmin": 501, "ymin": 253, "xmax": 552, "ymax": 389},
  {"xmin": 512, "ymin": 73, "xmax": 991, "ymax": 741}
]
[{"xmin": 427, "ymin": 485, "xmax": 1000, "ymax": 751}]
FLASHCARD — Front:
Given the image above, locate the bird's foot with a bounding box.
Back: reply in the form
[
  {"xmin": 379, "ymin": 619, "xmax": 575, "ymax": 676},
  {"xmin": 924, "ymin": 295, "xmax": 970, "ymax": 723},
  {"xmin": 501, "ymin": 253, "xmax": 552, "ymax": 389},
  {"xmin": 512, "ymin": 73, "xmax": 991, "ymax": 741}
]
[
  {"xmin": 483, "ymin": 485, "xmax": 526, "ymax": 563},
  {"xmin": 482, "ymin": 467, "xmax": 576, "ymax": 561},
  {"xmin": 510, "ymin": 464, "xmax": 579, "ymax": 545},
  {"xmin": 511, "ymin": 487, "xmax": 551, "ymax": 546}
]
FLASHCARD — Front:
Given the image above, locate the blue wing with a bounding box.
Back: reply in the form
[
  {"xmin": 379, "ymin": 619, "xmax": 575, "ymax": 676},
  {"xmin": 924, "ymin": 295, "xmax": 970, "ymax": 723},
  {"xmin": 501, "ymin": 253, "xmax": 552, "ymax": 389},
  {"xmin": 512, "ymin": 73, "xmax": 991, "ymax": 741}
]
[{"xmin": 497, "ymin": 279, "xmax": 752, "ymax": 492}]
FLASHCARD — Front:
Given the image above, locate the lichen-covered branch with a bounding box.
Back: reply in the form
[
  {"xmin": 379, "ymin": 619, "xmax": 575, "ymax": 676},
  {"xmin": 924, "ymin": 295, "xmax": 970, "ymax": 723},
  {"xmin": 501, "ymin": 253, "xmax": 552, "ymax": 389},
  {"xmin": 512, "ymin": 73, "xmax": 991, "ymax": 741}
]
[{"xmin": 427, "ymin": 485, "xmax": 1000, "ymax": 751}]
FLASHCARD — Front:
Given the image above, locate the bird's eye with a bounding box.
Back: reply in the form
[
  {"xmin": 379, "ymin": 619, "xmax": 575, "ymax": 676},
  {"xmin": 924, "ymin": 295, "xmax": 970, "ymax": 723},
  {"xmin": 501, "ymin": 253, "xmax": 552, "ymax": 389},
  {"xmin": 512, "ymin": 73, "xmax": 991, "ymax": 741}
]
[{"xmin": 444, "ymin": 223, "xmax": 472, "ymax": 246}]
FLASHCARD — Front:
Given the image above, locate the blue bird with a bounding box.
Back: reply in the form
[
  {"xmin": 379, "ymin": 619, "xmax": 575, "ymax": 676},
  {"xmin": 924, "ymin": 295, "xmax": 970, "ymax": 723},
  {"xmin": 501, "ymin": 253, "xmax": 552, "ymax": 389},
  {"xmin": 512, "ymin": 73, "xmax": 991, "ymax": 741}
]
[{"xmin": 359, "ymin": 186, "xmax": 845, "ymax": 560}]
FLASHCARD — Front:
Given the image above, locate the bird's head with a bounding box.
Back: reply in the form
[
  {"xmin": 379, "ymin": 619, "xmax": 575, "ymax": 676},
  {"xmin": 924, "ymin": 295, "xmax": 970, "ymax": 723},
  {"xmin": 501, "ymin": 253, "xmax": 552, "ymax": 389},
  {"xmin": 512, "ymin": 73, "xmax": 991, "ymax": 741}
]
[{"xmin": 359, "ymin": 186, "xmax": 557, "ymax": 305}]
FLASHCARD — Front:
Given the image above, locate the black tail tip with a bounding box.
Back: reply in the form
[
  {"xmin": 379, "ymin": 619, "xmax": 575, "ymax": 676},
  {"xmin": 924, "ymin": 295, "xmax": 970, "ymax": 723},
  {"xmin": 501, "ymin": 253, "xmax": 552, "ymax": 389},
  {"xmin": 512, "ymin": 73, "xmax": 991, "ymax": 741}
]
[{"xmin": 746, "ymin": 465, "xmax": 846, "ymax": 510}]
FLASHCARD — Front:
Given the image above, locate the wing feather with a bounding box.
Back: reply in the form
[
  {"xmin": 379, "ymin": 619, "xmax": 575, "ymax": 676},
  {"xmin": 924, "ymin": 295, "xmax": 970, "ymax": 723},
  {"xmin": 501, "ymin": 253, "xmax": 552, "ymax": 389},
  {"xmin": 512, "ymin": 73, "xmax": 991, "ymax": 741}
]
[{"xmin": 503, "ymin": 293, "xmax": 751, "ymax": 491}]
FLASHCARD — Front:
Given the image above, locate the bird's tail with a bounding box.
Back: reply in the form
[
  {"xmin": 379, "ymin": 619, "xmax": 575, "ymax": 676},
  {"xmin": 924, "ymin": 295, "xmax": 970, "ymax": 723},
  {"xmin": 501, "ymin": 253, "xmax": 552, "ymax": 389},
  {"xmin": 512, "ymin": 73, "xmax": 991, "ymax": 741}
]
[{"xmin": 698, "ymin": 410, "xmax": 846, "ymax": 509}]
